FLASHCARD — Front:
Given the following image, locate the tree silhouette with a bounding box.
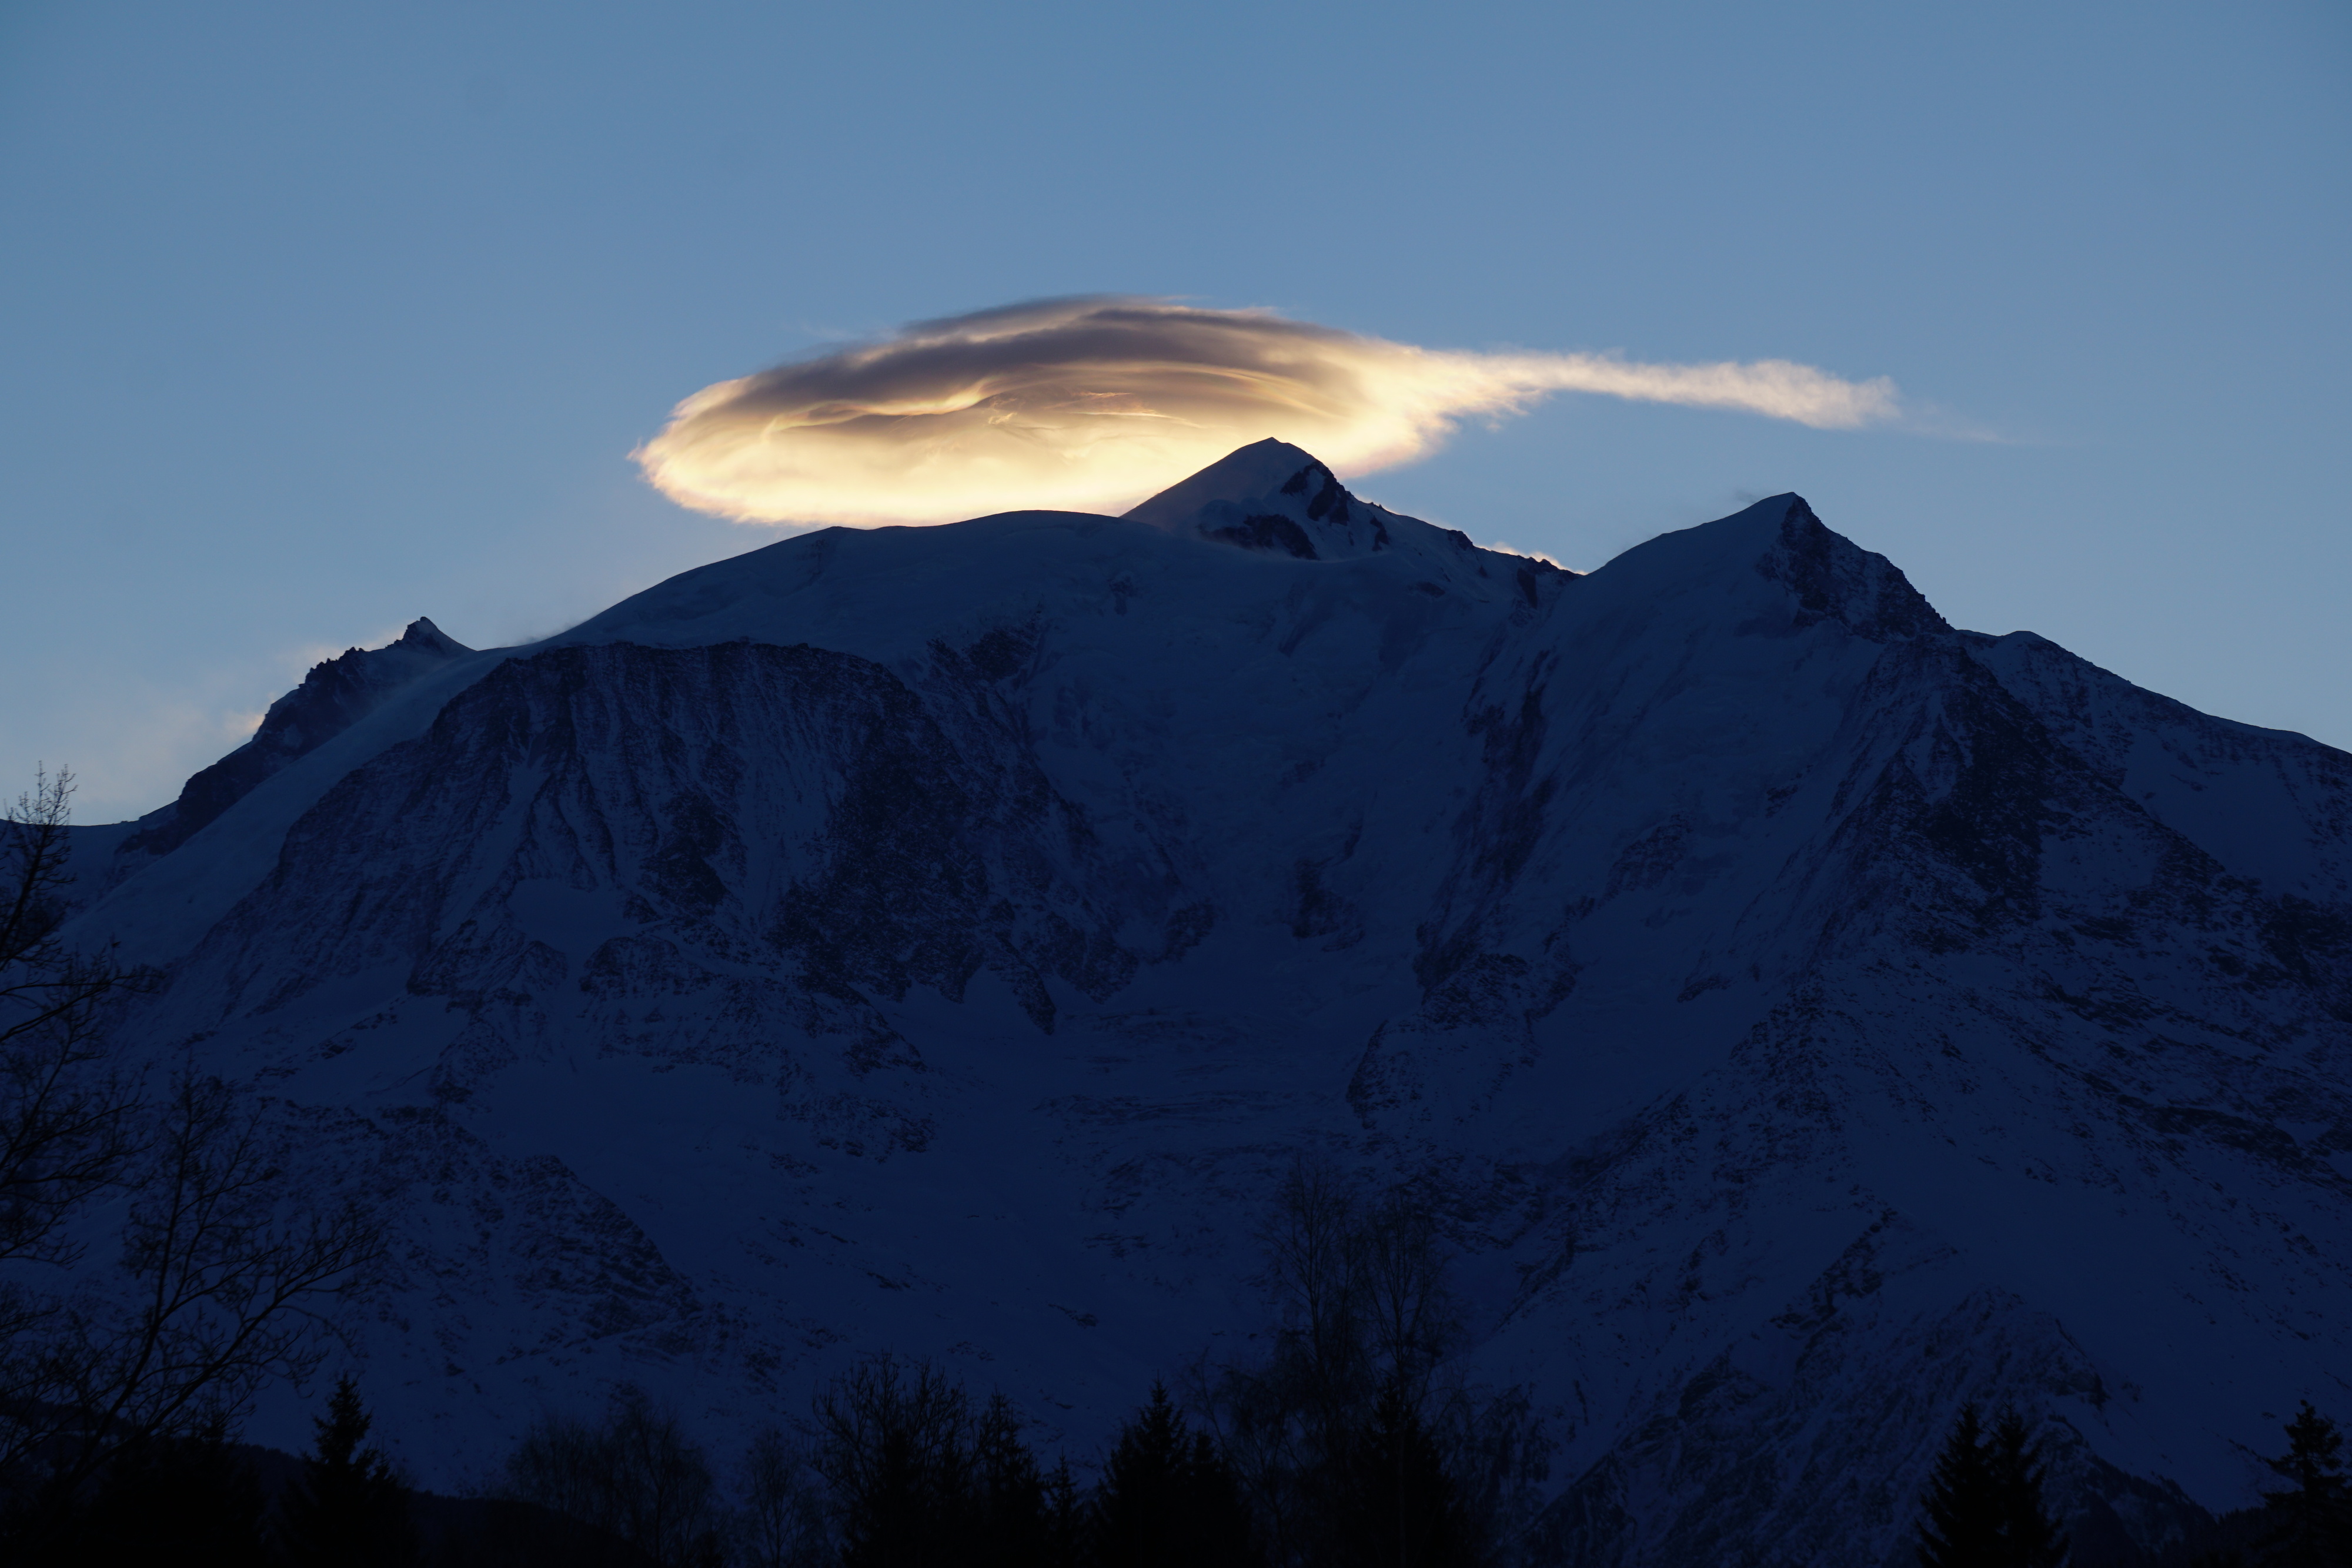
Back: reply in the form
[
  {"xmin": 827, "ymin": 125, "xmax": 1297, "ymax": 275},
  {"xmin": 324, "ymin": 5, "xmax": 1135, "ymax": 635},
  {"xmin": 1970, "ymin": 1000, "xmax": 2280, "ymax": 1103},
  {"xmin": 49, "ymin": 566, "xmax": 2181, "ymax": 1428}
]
[
  {"xmin": 813, "ymin": 1355, "xmax": 974, "ymax": 1568},
  {"xmin": 502, "ymin": 1383, "xmax": 722, "ymax": 1567},
  {"xmin": 2258, "ymin": 1401, "xmax": 2349, "ymax": 1567},
  {"xmin": 739, "ymin": 1426, "xmax": 829, "ymax": 1568},
  {"xmin": 1094, "ymin": 1382, "xmax": 1190, "ymax": 1568},
  {"xmin": 0, "ymin": 768, "xmax": 145, "ymax": 1271},
  {"xmin": 1330, "ymin": 1372, "xmax": 1476, "ymax": 1568},
  {"xmin": 0, "ymin": 770, "xmax": 382, "ymax": 1556},
  {"xmin": 1917, "ymin": 1405, "xmax": 2069, "ymax": 1568},
  {"xmin": 1095, "ymin": 1382, "xmax": 1258, "ymax": 1568},
  {"xmin": 1200, "ymin": 1158, "xmax": 1549, "ymax": 1564},
  {"xmin": 1987, "ymin": 1409, "xmax": 2068, "ymax": 1568},
  {"xmin": 2, "ymin": 767, "xmax": 149, "ymax": 1512},
  {"xmin": 973, "ymin": 1392, "xmax": 1048, "ymax": 1568},
  {"xmin": 278, "ymin": 1374, "xmax": 417, "ymax": 1567},
  {"xmin": 1043, "ymin": 1455, "xmax": 1087, "ymax": 1568},
  {"xmin": 1919, "ymin": 1406, "xmax": 2003, "ymax": 1566}
]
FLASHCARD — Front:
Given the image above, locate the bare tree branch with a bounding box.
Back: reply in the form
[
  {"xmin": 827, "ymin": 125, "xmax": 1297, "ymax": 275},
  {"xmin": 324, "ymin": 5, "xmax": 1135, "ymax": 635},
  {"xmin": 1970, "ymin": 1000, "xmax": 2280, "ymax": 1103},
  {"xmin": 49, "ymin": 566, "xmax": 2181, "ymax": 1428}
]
[
  {"xmin": 0, "ymin": 767, "xmax": 149, "ymax": 1270},
  {"xmin": 1, "ymin": 1069, "xmax": 385, "ymax": 1540}
]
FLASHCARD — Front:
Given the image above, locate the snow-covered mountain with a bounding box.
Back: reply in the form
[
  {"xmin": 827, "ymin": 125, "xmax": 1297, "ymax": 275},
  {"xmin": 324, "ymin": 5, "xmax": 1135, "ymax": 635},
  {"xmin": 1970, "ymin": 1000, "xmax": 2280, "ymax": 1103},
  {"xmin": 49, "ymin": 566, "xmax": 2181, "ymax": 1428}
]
[{"xmin": 63, "ymin": 440, "xmax": 2352, "ymax": 1562}]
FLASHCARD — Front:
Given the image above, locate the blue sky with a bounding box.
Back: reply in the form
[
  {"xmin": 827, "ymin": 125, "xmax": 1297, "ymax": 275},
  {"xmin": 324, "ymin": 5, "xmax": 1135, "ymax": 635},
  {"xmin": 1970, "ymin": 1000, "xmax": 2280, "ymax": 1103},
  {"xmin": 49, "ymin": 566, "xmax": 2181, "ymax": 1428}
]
[{"xmin": 3, "ymin": 0, "xmax": 2346, "ymax": 821}]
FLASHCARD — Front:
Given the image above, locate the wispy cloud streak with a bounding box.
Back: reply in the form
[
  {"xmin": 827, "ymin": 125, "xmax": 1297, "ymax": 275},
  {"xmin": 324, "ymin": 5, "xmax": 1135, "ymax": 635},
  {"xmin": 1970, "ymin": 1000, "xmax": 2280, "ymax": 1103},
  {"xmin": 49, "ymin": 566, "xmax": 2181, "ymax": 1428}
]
[{"xmin": 636, "ymin": 297, "xmax": 1901, "ymax": 526}]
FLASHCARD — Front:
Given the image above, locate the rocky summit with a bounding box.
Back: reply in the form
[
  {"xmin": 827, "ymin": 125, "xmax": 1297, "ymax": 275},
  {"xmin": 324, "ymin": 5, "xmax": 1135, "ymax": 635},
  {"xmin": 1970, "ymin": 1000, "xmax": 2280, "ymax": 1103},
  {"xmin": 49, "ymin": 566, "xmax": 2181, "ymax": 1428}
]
[{"xmin": 61, "ymin": 440, "xmax": 2352, "ymax": 1563}]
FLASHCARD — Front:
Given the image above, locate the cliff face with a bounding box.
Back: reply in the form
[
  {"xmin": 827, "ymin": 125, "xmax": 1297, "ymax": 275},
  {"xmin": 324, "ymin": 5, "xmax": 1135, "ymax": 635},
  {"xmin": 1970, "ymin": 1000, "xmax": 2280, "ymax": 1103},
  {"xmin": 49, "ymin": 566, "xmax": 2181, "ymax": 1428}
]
[{"xmin": 71, "ymin": 443, "xmax": 2352, "ymax": 1563}]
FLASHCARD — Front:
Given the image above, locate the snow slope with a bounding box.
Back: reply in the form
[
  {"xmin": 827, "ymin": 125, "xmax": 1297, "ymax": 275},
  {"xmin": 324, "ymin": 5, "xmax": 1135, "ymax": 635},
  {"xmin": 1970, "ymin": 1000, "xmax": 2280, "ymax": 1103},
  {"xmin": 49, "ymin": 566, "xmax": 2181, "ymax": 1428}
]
[{"xmin": 62, "ymin": 441, "xmax": 2352, "ymax": 1563}]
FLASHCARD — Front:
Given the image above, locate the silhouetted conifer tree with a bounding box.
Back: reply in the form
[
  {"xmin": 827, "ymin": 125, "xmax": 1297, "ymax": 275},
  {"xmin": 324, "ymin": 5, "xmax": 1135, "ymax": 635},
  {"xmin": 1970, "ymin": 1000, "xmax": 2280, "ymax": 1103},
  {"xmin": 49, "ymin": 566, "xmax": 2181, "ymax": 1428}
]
[
  {"xmin": 1917, "ymin": 1405, "xmax": 2070, "ymax": 1568},
  {"xmin": 1188, "ymin": 1429, "xmax": 1263, "ymax": 1568},
  {"xmin": 1989, "ymin": 1409, "xmax": 2068, "ymax": 1568},
  {"xmin": 974, "ymin": 1392, "xmax": 1048, "ymax": 1568},
  {"xmin": 1330, "ymin": 1372, "xmax": 1476, "ymax": 1568},
  {"xmin": 2258, "ymin": 1402, "xmax": 2350, "ymax": 1567},
  {"xmin": 1043, "ymin": 1455, "xmax": 1088, "ymax": 1568},
  {"xmin": 1919, "ymin": 1405, "xmax": 2003, "ymax": 1567},
  {"xmin": 279, "ymin": 1374, "xmax": 419, "ymax": 1567},
  {"xmin": 1095, "ymin": 1383, "xmax": 1190, "ymax": 1568},
  {"xmin": 1094, "ymin": 1382, "xmax": 1258, "ymax": 1568}
]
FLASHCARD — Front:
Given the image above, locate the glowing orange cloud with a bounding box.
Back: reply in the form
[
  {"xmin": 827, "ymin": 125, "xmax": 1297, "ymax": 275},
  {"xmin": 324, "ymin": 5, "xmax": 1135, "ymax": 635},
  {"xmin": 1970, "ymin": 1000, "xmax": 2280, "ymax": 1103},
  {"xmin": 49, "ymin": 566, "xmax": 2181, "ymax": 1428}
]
[{"xmin": 634, "ymin": 297, "xmax": 1901, "ymax": 526}]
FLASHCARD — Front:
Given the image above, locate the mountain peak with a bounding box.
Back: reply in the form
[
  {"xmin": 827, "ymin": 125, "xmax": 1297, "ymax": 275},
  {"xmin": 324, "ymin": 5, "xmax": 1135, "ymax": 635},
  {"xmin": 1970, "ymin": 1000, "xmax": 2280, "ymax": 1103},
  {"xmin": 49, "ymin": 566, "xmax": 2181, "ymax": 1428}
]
[
  {"xmin": 1595, "ymin": 491, "xmax": 1950, "ymax": 643},
  {"xmin": 1122, "ymin": 439, "xmax": 1389, "ymax": 561},
  {"xmin": 1121, "ymin": 438, "xmax": 1327, "ymax": 531},
  {"xmin": 120, "ymin": 615, "xmax": 476, "ymax": 857},
  {"xmin": 1757, "ymin": 493, "xmax": 1950, "ymax": 640},
  {"xmin": 397, "ymin": 616, "xmax": 471, "ymax": 656},
  {"xmin": 1121, "ymin": 440, "xmax": 1545, "ymax": 589}
]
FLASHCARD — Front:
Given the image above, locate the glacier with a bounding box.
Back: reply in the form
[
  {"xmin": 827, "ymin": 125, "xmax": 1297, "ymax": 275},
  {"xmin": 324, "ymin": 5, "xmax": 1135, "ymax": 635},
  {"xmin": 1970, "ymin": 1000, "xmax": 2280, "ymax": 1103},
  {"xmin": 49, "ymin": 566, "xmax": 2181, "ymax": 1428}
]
[{"xmin": 52, "ymin": 439, "xmax": 2352, "ymax": 1563}]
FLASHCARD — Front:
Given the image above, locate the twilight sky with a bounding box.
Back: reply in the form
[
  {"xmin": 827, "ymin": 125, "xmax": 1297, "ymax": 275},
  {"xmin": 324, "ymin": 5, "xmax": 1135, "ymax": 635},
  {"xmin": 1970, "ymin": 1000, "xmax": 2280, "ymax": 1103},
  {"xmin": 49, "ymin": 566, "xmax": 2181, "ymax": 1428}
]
[{"xmin": 2, "ymin": 0, "xmax": 2347, "ymax": 822}]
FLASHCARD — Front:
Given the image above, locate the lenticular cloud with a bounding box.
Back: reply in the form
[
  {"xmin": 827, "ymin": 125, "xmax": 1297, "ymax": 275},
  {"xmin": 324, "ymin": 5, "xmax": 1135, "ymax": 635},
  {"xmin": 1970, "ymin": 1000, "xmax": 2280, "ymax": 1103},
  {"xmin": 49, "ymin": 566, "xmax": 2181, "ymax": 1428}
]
[{"xmin": 634, "ymin": 297, "xmax": 1901, "ymax": 526}]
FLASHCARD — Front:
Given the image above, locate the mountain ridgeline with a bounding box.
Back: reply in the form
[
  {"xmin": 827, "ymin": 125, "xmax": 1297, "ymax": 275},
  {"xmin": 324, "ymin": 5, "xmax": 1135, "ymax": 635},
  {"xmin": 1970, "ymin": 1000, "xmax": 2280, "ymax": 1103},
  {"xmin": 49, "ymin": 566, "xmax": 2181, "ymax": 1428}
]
[{"xmin": 59, "ymin": 441, "xmax": 2352, "ymax": 1564}]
